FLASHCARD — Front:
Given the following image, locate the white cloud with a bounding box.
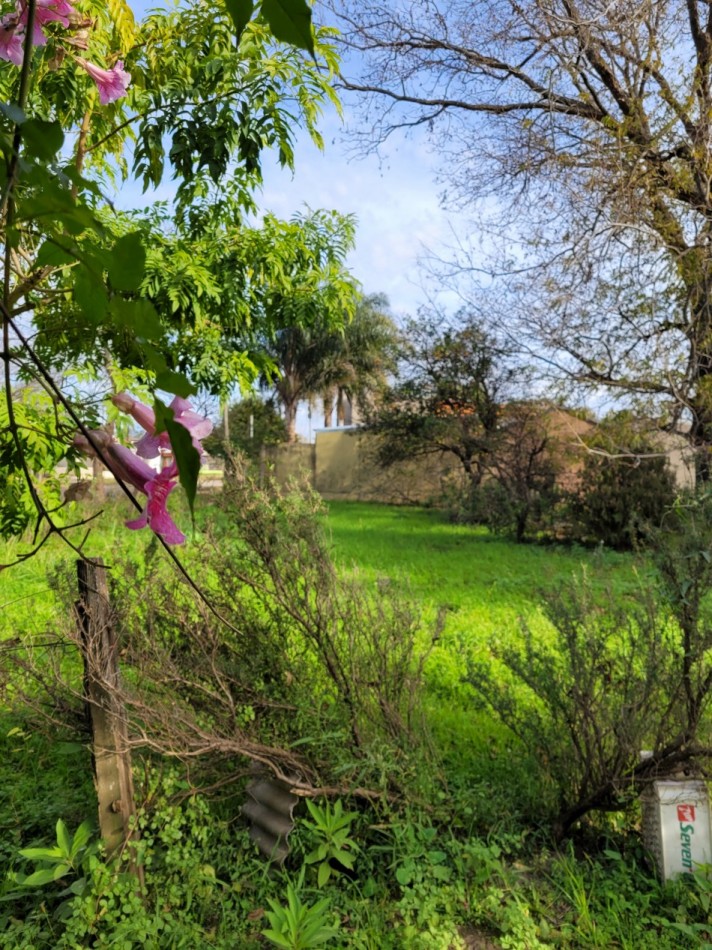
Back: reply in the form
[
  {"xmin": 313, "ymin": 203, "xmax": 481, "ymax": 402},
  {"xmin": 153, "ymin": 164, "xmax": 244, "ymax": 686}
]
[{"xmin": 259, "ymin": 112, "xmax": 457, "ymax": 318}]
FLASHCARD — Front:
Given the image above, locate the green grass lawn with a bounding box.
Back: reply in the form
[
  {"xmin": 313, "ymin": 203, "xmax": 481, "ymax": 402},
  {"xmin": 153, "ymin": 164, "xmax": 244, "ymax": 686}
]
[
  {"xmin": 2, "ymin": 497, "xmax": 639, "ymax": 639},
  {"xmin": 325, "ymin": 501, "xmax": 639, "ymax": 605},
  {"xmin": 2, "ymin": 497, "xmax": 705, "ymax": 949},
  {"xmin": 324, "ymin": 501, "xmax": 645, "ymax": 695}
]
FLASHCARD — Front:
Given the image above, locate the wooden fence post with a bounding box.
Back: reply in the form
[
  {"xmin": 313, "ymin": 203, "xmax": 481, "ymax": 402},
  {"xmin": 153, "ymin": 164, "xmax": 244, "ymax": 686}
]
[{"xmin": 76, "ymin": 558, "xmax": 142, "ymax": 882}]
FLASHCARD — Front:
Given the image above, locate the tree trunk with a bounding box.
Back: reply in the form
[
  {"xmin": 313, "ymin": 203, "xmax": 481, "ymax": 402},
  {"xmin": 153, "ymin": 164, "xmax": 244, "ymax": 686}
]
[
  {"xmin": 323, "ymin": 392, "xmax": 334, "ymax": 428},
  {"xmin": 342, "ymin": 393, "xmax": 353, "ymax": 425},
  {"xmin": 515, "ymin": 506, "xmax": 529, "ymax": 543},
  {"xmin": 683, "ymin": 254, "xmax": 712, "ymax": 482},
  {"xmin": 284, "ymin": 399, "xmax": 298, "ymax": 442}
]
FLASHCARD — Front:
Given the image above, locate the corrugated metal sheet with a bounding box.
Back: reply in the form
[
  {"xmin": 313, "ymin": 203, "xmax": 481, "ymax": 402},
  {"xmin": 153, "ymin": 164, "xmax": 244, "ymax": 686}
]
[{"xmin": 242, "ymin": 772, "xmax": 300, "ymax": 865}]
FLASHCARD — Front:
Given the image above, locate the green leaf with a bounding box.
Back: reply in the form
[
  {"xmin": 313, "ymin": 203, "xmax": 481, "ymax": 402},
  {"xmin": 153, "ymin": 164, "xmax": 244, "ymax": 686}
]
[
  {"xmin": 335, "ymin": 850, "xmax": 354, "ymax": 870},
  {"xmin": 21, "ymin": 867, "xmax": 64, "ymax": 887},
  {"xmin": 261, "ymin": 0, "xmax": 314, "ymax": 55},
  {"xmin": 108, "ymin": 232, "xmax": 146, "ymax": 292},
  {"xmin": 55, "ymin": 742, "xmax": 87, "ymax": 756},
  {"xmin": 261, "ymin": 929, "xmax": 293, "ymax": 949},
  {"xmin": 426, "ymin": 849, "xmax": 448, "ymax": 864},
  {"xmin": 73, "ymin": 265, "xmax": 108, "ymax": 324},
  {"xmin": 52, "ymin": 862, "xmax": 72, "ymax": 881},
  {"xmin": 317, "ymin": 862, "xmax": 331, "ymax": 887},
  {"xmin": 56, "ymin": 819, "xmax": 71, "ymax": 859},
  {"xmin": 65, "ymin": 878, "xmax": 89, "ymax": 897},
  {"xmin": 395, "ymin": 865, "xmax": 412, "ymax": 886},
  {"xmin": 35, "ymin": 239, "xmax": 77, "ymax": 268},
  {"xmin": 224, "ymin": 0, "xmax": 254, "ymax": 37},
  {"xmin": 22, "ymin": 119, "xmax": 64, "ymax": 160},
  {"xmin": 109, "ymin": 297, "xmax": 162, "ymax": 341},
  {"xmin": 154, "ymin": 398, "xmax": 200, "ymax": 521},
  {"xmin": 70, "ymin": 822, "xmax": 93, "ymax": 861},
  {"xmin": 155, "ymin": 370, "xmax": 195, "ymax": 398},
  {"xmin": 18, "ymin": 846, "xmax": 63, "ymax": 861}
]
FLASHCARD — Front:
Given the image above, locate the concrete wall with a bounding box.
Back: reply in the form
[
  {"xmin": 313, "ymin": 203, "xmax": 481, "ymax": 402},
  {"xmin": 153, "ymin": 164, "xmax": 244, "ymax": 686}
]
[
  {"xmin": 262, "ymin": 421, "xmax": 697, "ymax": 505},
  {"xmin": 261, "ymin": 442, "xmax": 315, "ymax": 487},
  {"xmin": 313, "ymin": 429, "xmax": 462, "ymax": 504},
  {"xmin": 655, "ymin": 431, "xmax": 696, "ymax": 490},
  {"xmin": 261, "ymin": 430, "xmax": 463, "ymax": 504}
]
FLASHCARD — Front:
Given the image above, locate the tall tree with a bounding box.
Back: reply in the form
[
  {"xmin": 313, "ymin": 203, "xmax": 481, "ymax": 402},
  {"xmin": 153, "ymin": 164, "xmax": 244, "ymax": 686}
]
[
  {"xmin": 365, "ymin": 311, "xmax": 518, "ymax": 488},
  {"xmin": 321, "ymin": 292, "xmax": 398, "ymax": 427},
  {"xmin": 254, "ymin": 211, "xmax": 360, "ymax": 440},
  {"xmin": 332, "ymin": 1, "xmax": 712, "ymax": 478}
]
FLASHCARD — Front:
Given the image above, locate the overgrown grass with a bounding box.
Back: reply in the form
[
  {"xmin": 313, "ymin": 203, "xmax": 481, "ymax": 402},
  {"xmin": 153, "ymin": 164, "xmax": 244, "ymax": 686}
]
[
  {"xmin": 1, "ymin": 497, "xmax": 710, "ymax": 948},
  {"xmin": 324, "ymin": 502, "xmax": 652, "ymax": 824}
]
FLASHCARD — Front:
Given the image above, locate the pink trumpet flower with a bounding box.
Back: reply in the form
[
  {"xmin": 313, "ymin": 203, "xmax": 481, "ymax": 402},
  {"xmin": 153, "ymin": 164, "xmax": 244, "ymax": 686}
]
[
  {"xmin": 112, "ymin": 392, "xmax": 213, "ymax": 459},
  {"xmin": 73, "ymin": 431, "xmax": 185, "ymax": 544},
  {"xmin": 0, "ymin": 16, "xmax": 23, "ymax": 64},
  {"xmin": 17, "ymin": 0, "xmax": 75, "ymax": 46},
  {"xmin": 75, "ymin": 56, "xmax": 131, "ymax": 104}
]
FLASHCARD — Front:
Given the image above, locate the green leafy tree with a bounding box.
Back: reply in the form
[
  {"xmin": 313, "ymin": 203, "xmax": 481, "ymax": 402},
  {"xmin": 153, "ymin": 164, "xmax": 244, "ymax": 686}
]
[
  {"xmin": 0, "ymin": 0, "xmax": 344, "ymax": 547},
  {"xmin": 203, "ymin": 395, "xmax": 286, "ymax": 462},
  {"xmin": 365, "ymin": 311, "xmax": 516, "ymax": 487}
]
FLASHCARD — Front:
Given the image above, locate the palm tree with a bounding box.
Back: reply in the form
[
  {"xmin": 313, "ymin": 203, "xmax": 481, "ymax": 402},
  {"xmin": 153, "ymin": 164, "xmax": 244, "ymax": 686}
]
[
  {"xmin": 254, "ymin": 210, "xmax": 360, "ymax": 441},
  {"xmin": 267, "ymin": 323, "xmax": 345, "ymax": 441},
  {"xmin": 320, "ymin": 294, "xmax": 398, "ymax": 429}
]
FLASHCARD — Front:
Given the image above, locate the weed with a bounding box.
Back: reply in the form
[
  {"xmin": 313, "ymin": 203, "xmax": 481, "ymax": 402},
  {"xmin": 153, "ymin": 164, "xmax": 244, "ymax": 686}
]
[
  {"xmin": 262, "ymin": 870, "xmax": 340, "ymax": 949},
  {"xmin": 302, "ymin": 799, "xmax": 360, "ymax": 887}
]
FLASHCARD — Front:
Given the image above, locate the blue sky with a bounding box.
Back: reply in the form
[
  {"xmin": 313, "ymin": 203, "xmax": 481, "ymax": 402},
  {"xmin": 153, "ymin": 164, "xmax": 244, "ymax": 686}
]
[
  {"xmin": 258, "ymin": 109, "xmax": 459, "ymax": 320},
  {"xmin": 118, "ymin": 2, "xmax": 465, "ymax": 436},
  {"xmin": 119, "ymin": 1, "xmax": 462, "ymax": 321}
]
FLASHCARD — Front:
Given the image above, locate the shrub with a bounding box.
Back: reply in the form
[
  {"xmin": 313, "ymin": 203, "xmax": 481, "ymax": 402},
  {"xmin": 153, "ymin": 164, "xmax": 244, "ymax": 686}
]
[
  {"xmin": 12, "ymin": 473, "xmax": 439, "ymax": 803},
  {"xmin": 571, "ymin": 413, "xmax": 677, "ymax": 548},
  {"xmin": 471, "ymin": 494, "xmax": 712, "ymax": 837}
]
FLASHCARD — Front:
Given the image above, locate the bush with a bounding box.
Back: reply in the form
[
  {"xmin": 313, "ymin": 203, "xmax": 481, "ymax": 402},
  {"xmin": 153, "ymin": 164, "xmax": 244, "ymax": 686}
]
[
  {"xmin": 471, "ymin": 494, "xmax": 712, "ymax": 837},
  {"xmin": 571, "ymin": 413, "xmax": 677, "ymax": 548},
  {"xmin": 457, "ymin": 479, "xmax": 560, "ymax": 541},
  {"xmin": 469, "ymin": 574, "xmax": 673, "ymax": 837},
  {"xmin": 11, "ymin": 473, "xmax": 440, "ymax": 803}
]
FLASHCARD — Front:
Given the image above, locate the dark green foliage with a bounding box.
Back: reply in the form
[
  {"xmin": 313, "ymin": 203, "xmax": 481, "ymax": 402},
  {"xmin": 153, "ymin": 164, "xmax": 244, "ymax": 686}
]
[
  {"xmin": 472, "ymin": 491, "xmax": 712, "ymax": 837},
  {"xmin": 647, "ymin": 491, "xmax": 712, "ymax": 732},
  {"xmin": 572, "ymin": 413, "xmax": 677, "ymax": 548},
  {"xmin": 366, "ymin": 310, "xmax": 516, "ymax": 483},
  {"xmin": 203, "ymin": 395, "xmax": 286, "ymax": 462},
  {"xmin": 457, "ymin": 477, "xmax": 558, "ymax": 541}
]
